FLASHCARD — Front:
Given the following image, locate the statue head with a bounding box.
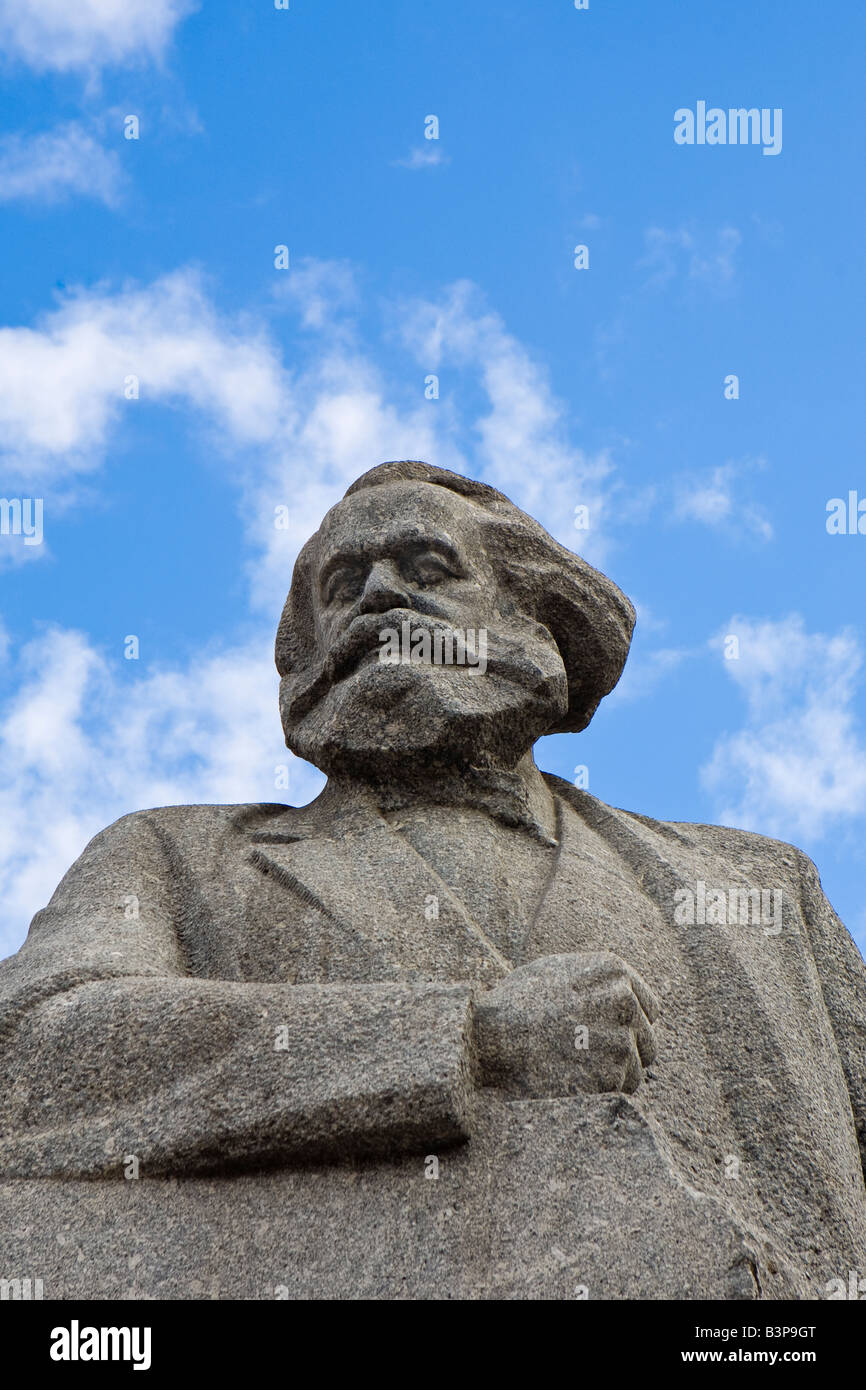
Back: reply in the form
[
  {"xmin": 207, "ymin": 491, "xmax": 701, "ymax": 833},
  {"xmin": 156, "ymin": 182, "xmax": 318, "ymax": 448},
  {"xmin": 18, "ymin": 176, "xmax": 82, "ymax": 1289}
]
[{"xmin": 275, "ymin": 461, "xmax": 634, "ymax": 781}]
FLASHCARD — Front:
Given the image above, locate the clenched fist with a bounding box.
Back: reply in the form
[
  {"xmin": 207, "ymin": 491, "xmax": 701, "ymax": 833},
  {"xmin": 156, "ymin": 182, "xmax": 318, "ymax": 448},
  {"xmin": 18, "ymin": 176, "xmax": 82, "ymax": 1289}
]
[{"xmin": 473, "ymin": 951, "xmax": 661, "ymax": 1098}]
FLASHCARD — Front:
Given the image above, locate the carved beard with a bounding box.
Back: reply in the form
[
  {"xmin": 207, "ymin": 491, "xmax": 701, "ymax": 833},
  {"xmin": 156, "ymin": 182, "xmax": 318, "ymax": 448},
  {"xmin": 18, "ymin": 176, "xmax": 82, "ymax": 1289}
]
[{"xmin": 279, "ymin": 610, "xmax": 569, "ymax": 783}]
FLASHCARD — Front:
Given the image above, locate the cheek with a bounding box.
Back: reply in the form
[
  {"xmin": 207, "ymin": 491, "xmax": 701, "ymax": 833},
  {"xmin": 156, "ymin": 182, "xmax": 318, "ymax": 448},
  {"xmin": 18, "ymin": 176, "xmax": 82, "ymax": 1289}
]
[
  {"xmin": 445, "ymin": 572, "xmax": 496, "ymax": 615},
  {"xmin": 313, "ymin": 603, "xmax": 339, "ymax": 645}
]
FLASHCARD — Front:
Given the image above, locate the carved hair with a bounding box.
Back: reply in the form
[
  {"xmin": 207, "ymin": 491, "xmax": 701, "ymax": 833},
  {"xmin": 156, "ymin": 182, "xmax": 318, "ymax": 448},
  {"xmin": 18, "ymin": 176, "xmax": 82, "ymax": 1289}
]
[{"xmin": 275, "ymin": 460, "xmax": 635, "ymax": 734}]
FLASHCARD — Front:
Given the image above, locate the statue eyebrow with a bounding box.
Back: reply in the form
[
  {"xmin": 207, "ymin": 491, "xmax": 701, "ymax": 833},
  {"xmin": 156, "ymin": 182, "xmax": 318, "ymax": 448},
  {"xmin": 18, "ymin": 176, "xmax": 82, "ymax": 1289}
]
[{"xmin": 318, "ymin": 535, "xmax": 462, "ymax": 587}]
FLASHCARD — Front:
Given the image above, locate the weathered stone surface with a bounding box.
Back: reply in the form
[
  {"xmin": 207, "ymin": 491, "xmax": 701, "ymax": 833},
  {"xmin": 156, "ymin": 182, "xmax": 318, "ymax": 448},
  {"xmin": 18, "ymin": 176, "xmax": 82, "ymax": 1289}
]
[
  {"xmin": 1, "ymin": 461, "xmax": 864, "ymax": 1299},
  {"xmin": 0, "ymin": 1095, "xmax": 816, "ymax": 1300}
]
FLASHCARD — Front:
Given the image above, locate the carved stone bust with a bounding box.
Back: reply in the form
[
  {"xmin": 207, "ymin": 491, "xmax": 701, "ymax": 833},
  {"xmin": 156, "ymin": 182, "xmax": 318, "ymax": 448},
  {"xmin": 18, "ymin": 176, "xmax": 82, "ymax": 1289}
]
[{"xmin": 1, "ymin": 460, "xmax": 864, "ymax": 1299}]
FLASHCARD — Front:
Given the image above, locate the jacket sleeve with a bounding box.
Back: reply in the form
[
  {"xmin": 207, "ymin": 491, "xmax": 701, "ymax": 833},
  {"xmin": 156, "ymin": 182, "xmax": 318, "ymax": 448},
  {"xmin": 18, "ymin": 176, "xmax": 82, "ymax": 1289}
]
[
  {"xmin": 0, "ymin": 812, "xmax": 477, "ymax": 1178},
  {"xmin": 797, "ymin": 848, "xmax": 866, "ymax": 1182}
]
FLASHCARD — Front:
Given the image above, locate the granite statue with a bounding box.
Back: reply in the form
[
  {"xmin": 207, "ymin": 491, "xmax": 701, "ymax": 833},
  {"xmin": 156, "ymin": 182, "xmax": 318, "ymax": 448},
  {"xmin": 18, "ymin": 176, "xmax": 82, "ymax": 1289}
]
[{"xmin": 1, "ymin": 460, "xmax": 864, "ymax": 1299}]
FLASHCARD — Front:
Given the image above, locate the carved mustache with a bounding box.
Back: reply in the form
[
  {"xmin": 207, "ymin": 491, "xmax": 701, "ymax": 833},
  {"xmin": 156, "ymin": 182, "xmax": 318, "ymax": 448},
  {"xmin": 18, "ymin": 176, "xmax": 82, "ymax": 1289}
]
[
  {"xmin": 281, "ymin": 609, "xmax": 442, "ymax": 723},
  {"xmin": 282, "ymin": 609, "xmax": 562, "ymax": 726},
  {"xmin": 326, "ymin": 609, "xmax": 460, "ymax": 682}
]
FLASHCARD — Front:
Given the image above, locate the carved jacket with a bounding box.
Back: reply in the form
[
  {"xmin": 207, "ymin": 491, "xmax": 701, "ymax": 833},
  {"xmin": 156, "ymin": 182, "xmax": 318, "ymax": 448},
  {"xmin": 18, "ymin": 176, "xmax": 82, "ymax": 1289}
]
[{"xmin": 1, "ymin": 776, "xmax": 864, "ymax": 1297}]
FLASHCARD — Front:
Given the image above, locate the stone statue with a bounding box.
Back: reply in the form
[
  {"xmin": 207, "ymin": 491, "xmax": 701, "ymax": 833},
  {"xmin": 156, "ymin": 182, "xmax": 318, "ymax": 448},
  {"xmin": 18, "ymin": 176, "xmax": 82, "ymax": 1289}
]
[{"xmin": 1, "ymin": 460, "xmax": 864, "ymax": 1299}]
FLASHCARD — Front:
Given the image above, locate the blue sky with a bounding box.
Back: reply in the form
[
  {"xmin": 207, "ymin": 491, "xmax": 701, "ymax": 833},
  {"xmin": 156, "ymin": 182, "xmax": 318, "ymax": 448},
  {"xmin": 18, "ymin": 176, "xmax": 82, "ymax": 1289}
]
[{"xmin": 1, "ymin": 0, "xmax": 865, "ymax": 957}]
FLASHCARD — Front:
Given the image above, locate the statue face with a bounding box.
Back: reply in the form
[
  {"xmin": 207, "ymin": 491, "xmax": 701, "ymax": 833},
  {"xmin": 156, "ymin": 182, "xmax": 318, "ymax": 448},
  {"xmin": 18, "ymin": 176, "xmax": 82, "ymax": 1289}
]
[{"xmin": 281, "ymin": 480, "xmax": 569, "ymax": 778}]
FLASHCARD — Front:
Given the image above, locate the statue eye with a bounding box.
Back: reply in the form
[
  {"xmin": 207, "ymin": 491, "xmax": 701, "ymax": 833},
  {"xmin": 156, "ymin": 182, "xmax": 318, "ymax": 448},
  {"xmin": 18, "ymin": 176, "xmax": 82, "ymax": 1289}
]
[
  {"xmin": 323, "ymin": 567, "xmax": 362, "ymax": 605},
  {"xmin": 404, "ymin": 552, "xmax": 453, "ymax": 587}
]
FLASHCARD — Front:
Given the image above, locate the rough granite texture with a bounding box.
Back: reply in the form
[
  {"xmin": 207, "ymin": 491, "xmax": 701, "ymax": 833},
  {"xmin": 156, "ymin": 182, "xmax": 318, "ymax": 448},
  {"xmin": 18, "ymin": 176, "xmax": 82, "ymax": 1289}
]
[{"xmin": 1, "ymin": 461, "xmax": 864, "ymax": 1299}]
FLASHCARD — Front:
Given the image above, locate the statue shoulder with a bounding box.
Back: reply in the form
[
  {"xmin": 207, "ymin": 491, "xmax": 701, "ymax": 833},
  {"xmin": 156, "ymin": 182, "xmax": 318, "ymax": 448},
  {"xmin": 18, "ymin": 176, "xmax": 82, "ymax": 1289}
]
[
  {"xmin": 63, "ymin": 801, "xmax": 306, "ymax": 876},
  {"xmin": 544, "ymin": 773, "xmax": 813, "ymax": 881},
  {"xmin": 628, "ymin": 812, "xmax": 808, "ymax": 869}
]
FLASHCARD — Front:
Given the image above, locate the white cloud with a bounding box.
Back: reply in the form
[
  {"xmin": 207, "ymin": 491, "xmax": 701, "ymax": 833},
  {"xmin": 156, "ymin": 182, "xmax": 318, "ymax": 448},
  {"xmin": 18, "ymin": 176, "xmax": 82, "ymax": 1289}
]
[
  {"xmin": 271, "ymin": 257, "xmax": 359, "ymax": 331},
  {"xmin": 0, "ymin": 269, "xmax": 289, "ymax": 483},
  {"xmin": 0, "ymin": 625, "xmax": 324, "ymax": 958},
  {"xmin": 0, "ymin": 0, "xmax": 196, "ymax": 74},
  {"xmin": 0, "ymin": 261, "xmax": 617, "ymax": 559},
  {"xmin": 702, "ymin": 615, "xmax": 866, "ymax": 840},
  {"xmin": 0, "ymin": 123, "xmax": 124, "ymax": 206},
  {"xmin": 674, "ymin": 460, "xmax": 773, "ymax": 541}
]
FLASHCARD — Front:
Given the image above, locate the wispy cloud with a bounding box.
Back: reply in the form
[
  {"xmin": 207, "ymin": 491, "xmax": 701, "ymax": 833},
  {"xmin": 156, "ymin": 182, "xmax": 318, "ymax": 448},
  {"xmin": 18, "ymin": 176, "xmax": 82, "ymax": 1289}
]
[
  {"xmin": 673, "ymin": 459, "xmax": 773, "ymax": 541},
  {"xmin": 393, "ymin": 146, "xmax": 448, "ymax": 170},
  {"xmin": 0, "ymin": 0, "xmax": 197, "ymax": 75},
  {"xmin": 641, "ymin": 224, "xmax": 741, "ymax": 291},
  {"xmin": 0, "ymin": 123, "xmax": 125, "ymax": 206},
  {"xmin": 0, "ymin": 269, "xmax": 289, "ymax": 484},
  {"xmin": 271, "ymin": 256, "xmax": 359, "ymax": 331},
  {"xmin": 0, "ymin": 258, "xmax": 620, "ymax": 575},
  {"xmin": 606, "ymin": 646, "xmax": 689, "ymax": 704},
  {"xmin": 395, "ymin": 279, "xmax": 614, "ymax": 561},
  {"xmin": 702, "ymin": 615, "xmax": 866, "ymax": 840}
]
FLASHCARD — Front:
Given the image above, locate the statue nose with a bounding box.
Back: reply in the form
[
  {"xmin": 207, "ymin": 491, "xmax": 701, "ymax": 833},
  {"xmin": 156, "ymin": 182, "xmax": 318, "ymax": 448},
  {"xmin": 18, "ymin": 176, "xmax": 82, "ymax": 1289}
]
[{"xmin": 358, "ymin": 560, "xmax": 411, "ymax": 615}]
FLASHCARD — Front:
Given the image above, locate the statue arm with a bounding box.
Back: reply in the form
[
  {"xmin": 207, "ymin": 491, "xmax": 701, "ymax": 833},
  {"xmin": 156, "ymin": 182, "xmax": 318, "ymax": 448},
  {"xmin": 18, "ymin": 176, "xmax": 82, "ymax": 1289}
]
[
  {"xmin": 797, "ymin": 848, "xmax": 866, "ymax": 1181},
  {"xmin": 0, "ymin": 815, "xmax": 476, "ymax": 1178}
]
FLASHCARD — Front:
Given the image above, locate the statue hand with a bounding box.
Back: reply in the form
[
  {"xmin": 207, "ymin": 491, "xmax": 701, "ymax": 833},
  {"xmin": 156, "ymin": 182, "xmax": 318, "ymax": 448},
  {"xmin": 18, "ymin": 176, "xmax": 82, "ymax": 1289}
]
[{"xmin": 473, "ymin": 951, "xmax": 660, "ymax": 1099}]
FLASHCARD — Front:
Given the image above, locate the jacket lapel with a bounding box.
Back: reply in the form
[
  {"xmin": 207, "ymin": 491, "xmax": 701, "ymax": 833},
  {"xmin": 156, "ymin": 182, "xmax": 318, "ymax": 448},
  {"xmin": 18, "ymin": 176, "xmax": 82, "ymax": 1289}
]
[
  {"xmin": 249, "ymin": 812, "xmax": 512, "ymax": 984},
  {"xmin": 521, "ymin": 784, "xmax": 672, "ymax": 968}
]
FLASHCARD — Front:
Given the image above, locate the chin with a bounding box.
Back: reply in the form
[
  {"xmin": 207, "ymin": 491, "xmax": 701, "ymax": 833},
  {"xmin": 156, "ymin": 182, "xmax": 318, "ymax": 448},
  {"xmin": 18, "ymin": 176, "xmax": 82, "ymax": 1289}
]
[{"xmin": 285, "ymin": 658, "xmax": 568, "ymax": 779}]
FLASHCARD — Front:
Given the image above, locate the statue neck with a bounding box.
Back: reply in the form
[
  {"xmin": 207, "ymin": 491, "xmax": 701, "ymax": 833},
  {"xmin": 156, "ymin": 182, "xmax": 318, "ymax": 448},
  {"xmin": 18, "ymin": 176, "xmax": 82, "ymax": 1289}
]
[{"xmin": 319, "ymin": 751, "xmax": 559, "ymax": 845}]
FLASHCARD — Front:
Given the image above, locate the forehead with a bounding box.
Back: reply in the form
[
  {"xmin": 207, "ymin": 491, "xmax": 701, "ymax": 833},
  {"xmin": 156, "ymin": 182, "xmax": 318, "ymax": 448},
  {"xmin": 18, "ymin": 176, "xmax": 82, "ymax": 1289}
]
[{"xmin": 317, "ymin": 481, "xmax": 482, "ymax": 560}]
